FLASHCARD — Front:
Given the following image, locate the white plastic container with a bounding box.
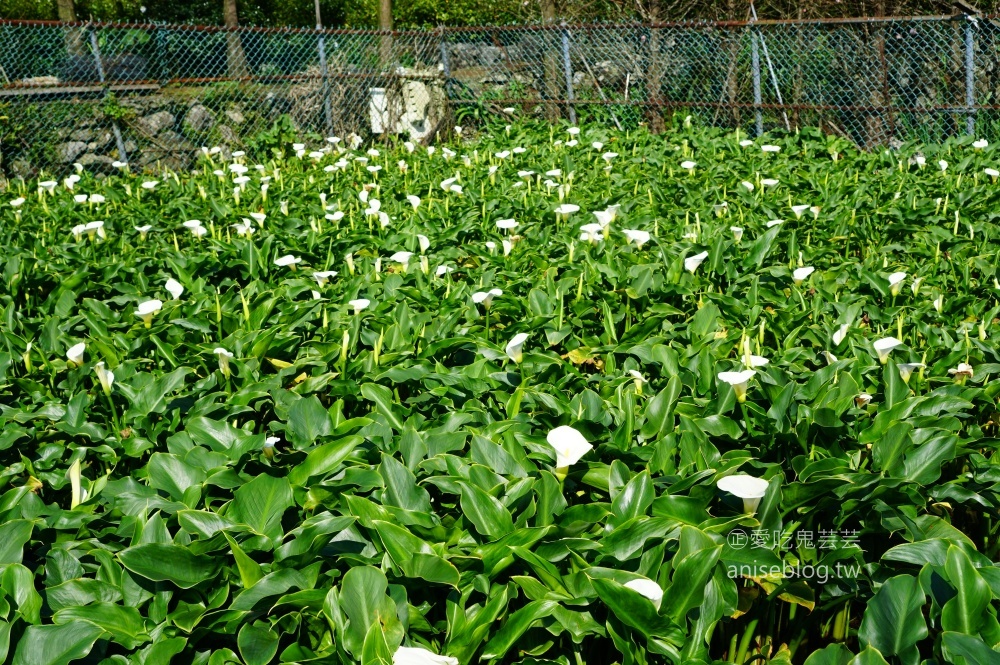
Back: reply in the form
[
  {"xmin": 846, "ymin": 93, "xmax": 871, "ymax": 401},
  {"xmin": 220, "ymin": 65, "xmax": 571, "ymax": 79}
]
[{"xmin": 369, "ymin": 87, "xmax": 389, "ymax": 134}]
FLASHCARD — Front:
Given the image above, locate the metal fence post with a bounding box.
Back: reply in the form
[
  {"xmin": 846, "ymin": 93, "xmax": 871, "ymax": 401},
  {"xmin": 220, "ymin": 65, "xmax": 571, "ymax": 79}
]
[
  {"xmin": 751, "ymin": 30, "xmax": 763, "ymax": 137},
  {"xmin": 318, "ymin": 30, "xmax": 333, "ymax": 137},
  {"xmin": 965, "ymin": 15, "xmax": 976, "ymax": 136},
  {"xmin": 154, "ymin": 24, "xmax": 169, "ymax": 86},
  {"xmin": 561, "ymin": 26, "xmax": 576, "ymax": 124},
  {"xmin": 440, "ymin": 27, "xmax": 451, "ymax": 97},
  {"xmin": 88, "ymin": 26, "xmax": 129, "ymax": 164}
]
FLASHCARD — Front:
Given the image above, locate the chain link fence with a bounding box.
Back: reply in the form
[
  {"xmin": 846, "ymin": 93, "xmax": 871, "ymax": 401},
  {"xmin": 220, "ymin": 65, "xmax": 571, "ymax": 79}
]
[{"xmin": 2, "ymin": 15, "xmax": 1000, "ymax": 178}]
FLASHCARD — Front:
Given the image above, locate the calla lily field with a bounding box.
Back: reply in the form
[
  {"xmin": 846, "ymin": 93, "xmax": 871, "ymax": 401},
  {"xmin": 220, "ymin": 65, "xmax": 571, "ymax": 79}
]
[{"xmin": 3, "ymin": 118, "xmax": 1000, "ymax": 665}]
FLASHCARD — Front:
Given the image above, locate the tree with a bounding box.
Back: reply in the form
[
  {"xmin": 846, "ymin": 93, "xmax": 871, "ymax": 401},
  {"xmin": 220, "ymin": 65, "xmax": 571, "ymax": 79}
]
[
  {"xmin": 56, "ymin": 0, "xmax": 84, "ymax": 55},
  {"xmin": 223, "ymin": 0, "xmax": 250, "ymax": 78},
  {"xmin": 379, "ymin": 0, "xmax": 393, "ymax": 68}
]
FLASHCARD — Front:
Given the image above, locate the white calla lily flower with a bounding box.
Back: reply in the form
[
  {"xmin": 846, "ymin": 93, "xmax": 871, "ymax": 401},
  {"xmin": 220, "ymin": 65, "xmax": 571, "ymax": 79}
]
[
  {"xmin": 165, "ymin": 278, "xmax": 184, "ymax": 299},
  {"xmin": 472, "ymin": 288, "xmax": 503, "ymax": 307},
  {"xmin": 392, "ymin": 646, "xmax": 458, "ymax": 665},
  {"xmin": 949, "ymin": 363, "xmax": 974, "ymax": 381},
  {"xmin": 66, "ymin": 342, "xmax": 86, "ymax": 365},
  {"xmin": 717, "ymin": 474, "xmax": 770, "ymax": 514},
  {"xmin": 718, "ymin": 369, "xmax": 756, "ymax": 402},
  {"xmin": 505, "ymin": 333, "xmax": 528, "ymax": 364},
  {"xmin": 622, "ymin": 229, "xmax": 651, "ymax": 248},
  {"xmin": 684, "ymin": 251, "xmax": 709, "ymax": 273},
  {"xmin": 349, "ymin": 298, "xmax": 371, "ymax": 314},
  {"xmin": 135, "ymin": 299, "xmax": 163, "ymax": 327},
  {"xmin": 833, "ymin": 323, "xmax": 850, "ymax": 347},
  {"xmin": 313, "ymin": 270, "xmax": 338, "ymax": 286},
  {"xmin": 624, "ymin": 578, "xmax": 663, "ymax": 608},
  {"xmin": 275, "ymin": 255, "xmax": 302, "ymax": 270},
  {"xmin": 94, "ymin": 361, "xmax": 115, "ymax": 394},
  {"xmin": 873, "ymin": 337, "xmax": 903, "ymax": 363},
  {"xmin": 792, "ymin": 266, "xmax": 815, "ymax": 284},
  {"xmin": 791, "ymin": 204, "xmax": 810, "ymax": 219},
  {"xmin": 214, "ymin": 347, "xmax": 234, "ymax": 378},
  {"xmin": 887, "ymin": 272, "xmax": 906, "ymax": 296},
  {"xmin": 546, "ymin": 425, "xmax": 593, "ymax": 473}
]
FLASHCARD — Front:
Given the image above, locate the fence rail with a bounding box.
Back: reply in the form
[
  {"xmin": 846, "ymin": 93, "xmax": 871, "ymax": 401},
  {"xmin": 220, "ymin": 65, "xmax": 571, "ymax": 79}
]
[{"xmin": 2, "ymin": 14, "xmax": 1000, "ymax": 178}]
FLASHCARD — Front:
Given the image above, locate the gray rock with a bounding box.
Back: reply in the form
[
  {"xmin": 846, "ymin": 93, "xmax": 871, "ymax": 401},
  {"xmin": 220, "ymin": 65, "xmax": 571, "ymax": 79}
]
[
  {"xmin": 217, "ymin": 125, "xmax": 238, "ymax": 144},
  {"xmin": 158, "ymin": 129, "xmax": 195, "ymax": 151},
  {"xmin": 87, "ymin": 132, "xmax": 113, "ymax": 151},
  {"xmin": 184, "ymin": 105, "xmax": 215, "ymax": 132},
  {"xmin": 69, "ymin": 129, "xmax": 96, "ymax": 142},
  {"xmin": 78, "ymin": 153, "xmax": 115, "ymax": 170},
  {"xmin": 482, "ymin": 72, "xmax": 509, "ymax": 85},
  {"xmin": 225, "ymin": 109, "xmax": 245, "ymax": 125},
  {"xmin": 56, "ymin": 141, "xmax": 88, "ymax": 164},
  {"xmin": 11, "ymin": 159, "xmax": 34, "ymax": 179},
  {"xmin": 139, "ymin": 110, "xmax": 175, "ymax": 136}
]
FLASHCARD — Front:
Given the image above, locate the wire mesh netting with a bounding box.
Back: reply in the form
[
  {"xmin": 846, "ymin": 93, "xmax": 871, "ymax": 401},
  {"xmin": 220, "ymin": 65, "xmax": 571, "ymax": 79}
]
[{"xmin": 2, "ymin": 15, "xmax": 999, "ymax": 179}]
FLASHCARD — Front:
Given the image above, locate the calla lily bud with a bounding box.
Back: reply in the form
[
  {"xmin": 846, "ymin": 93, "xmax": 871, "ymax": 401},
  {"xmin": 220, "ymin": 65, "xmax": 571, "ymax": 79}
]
[
  {"xmin": 214, "ymin": 347, "xmax": 234, "ymax": 378},
  {"xmin": 94, "ymin": 361, "xmax": 115, "ymax": 395},
  {"xmin": 888, "ymin": 272, "xmax": 906, "ymax": 296}
]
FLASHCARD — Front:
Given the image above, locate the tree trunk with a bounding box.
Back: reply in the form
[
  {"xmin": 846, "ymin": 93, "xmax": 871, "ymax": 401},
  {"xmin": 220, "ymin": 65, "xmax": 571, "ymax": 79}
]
[
  {"xmin": 647, "ymin": 0, "xmax": 665, "ymax": 132},
  {"xmin": 541, "ymin": 0, "xmax": 559, "ymax": 120},
  {"xmin": 223, "ymin": 0, "xmax": 250, "ymax": 79},
  {"xmin": 379, "ymin": 0, "xmax": 393, "ymax": 69},
  {"xmin": 57, "ymin": 0, "xmax": 84, "ymax": 56}
]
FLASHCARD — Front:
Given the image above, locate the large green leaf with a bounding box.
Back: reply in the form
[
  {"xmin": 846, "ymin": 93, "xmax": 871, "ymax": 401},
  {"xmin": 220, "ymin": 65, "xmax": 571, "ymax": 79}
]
[
  {"xmin": 227, "ymin": 473, "xmax": 294, "ymax": 542},
  {"xmin": 857, "ymin": 575, "xmax": 927, "ymax": 665},
  {"xmin": 12, "ymin": 621, "xmax": 105, "ymax": 665},
  {"xmin": 118, "ymin": 543, "xmax": 221, "ymax": 589}
]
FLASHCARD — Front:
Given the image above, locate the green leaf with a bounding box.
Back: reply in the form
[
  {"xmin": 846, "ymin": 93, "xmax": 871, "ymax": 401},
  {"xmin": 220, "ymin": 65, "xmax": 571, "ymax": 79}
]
[
  {"xmin": 340, "ymin": 566, "xmax": 390, "ymax": 656},
  {"xmin": 361, "ymin": 383, "xmax": 404, "ymax": 430},
  {"xmin": 361, "ymin": 620, "xmax": 393, "ymax": 665},
  {"xmin": 941, "ymin": 545, "xmax": 991, "ymax": 634},
  {"xmin": 227, "ymin": 474, "xmax": 293, "ymax": 542},
  {"xmin": 802, "ymin": 643, "xmax": 855, "ymax": 665},
  {"xmin": 379, "ymin": 453, "xmax": 432, "ymax": 514},
  {"xmin": 609, "ymin": 470, "xmax": 654, "ymax": 528},
  {"xmin": 288, "ymin": 435, "xmax": 361, "ymax": 485},
  {"xmin": 0, "ymin": 520, "xmax": 33, "ymax": 564},
  {"xmin": 857, "ymin": 574, "xmax": 926, "ymax": 665},
  {"xmin": 941, "ymin": 632, "xmax": 1000, "ymax": 665},
  {"xmin": 285, "ymin": 395, "xmax": 333, "ymax": 448},
  {"xmin": 591, "ymin": 577, "xmax": 680, "ymax": 640},
  {"xmin": 147, "ymin": 453, "xmax": 207, "ymax": 500},
  {"xmin": 662, "ymin": 545, "xmax": 723, "ymax": 623},
  {"xmin": 238, "ymin": 622, "xmax": 280, "ymax": 665},
  {"xmin": 481, "ymin": 600, "xmax": 558, "ymax": 660},
  {"xmin": 53, "ymin": 603, "xmax": 148, "ymax": 650},
  {"xmin": 459, "ymin": 482, "xmax": 514, "ymax": 539},
  {"xmin": 12, "ymin": 621, "xmax": 105, "ymax": 665},
  {"xmin": 118, "ymin": 543, "xmax": 221, "ymax": 589},
  {"xmin": 640, "ymin": 376, "xmax": 682, "ymax": 440}
]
